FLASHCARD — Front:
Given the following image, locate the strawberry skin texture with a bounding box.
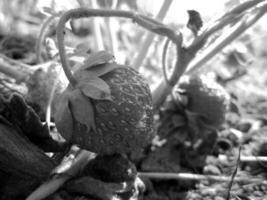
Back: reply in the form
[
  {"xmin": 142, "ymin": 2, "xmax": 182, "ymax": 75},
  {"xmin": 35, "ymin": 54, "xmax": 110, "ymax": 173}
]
[{"xmin": 72, "ymin": 66, "xmax": 154, "ymax": 154}]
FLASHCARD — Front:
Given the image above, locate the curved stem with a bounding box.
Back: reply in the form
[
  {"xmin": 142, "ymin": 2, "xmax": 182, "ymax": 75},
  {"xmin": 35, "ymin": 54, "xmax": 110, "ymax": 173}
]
[
  {"xmin": 36, "ymin": 13, "xmax": 61, "ymax": 63},
  {"xmin": 56, "ymin": 8, "xmax": 180, "ymax": 87},
  {"xmin": 152, "ymin": 41, "xmax": 187, "ymax": 110}
]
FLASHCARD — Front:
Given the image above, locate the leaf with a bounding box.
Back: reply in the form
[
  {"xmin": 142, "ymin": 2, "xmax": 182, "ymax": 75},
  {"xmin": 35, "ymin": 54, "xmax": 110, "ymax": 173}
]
[
  {"xmin": 74, "ymin": 70, "xmax": 112, "ymax": 100},
  {"xmin": 87, "ymin": 62, "xmax": 124, "ymax": 78},
  {"xmin": 54, "ymin": 90, "xmax": 73, "ymax": 142},
  {"xmin": 69, "ymin": 89, "xmax": 96, "ymax": 132},
  {"xmin": 79, "ymin": 78, "xmax": 112, "ymax": 100},
  {"xmin": 81, "ymin": 51, "xmax": 115, "ymax": 70},
  {"xmin": 76, "ymin": 62, "xmax": 123, "ymax": 79}
]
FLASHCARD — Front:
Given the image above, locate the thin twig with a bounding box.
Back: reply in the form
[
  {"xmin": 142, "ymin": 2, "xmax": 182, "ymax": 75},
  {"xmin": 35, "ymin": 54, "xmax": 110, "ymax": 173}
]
[
  {"xmin": 220, "ymin": 0, "xmax": 265, "ymax": 19},
  {"xmin": 162, "ymin": 38, "xmax": 171, "ymax": 85},
  {"xmin": 219, "ymin": 155, "xmax": 267, "ymax": 163},
  {"xmin": 139, "ymin": 172, "xmax": 267, "ymax": 184},
  {"xmin": 226, "ymin": 146, "xmax": 241, "ymax": 200},
  {"xmin": 45, "ymin": 65, "xmax": 62, "ymax": 128}
]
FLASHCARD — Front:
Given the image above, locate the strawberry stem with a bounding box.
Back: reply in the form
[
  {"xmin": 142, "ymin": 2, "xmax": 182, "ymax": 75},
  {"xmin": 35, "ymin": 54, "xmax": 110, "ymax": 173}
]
[
  {"xmin": 56, "ymin": 8, "xmax": 181, "ymax": 87},
  {"xmin": 36, "ymin": 12, "xmax": 62, "ymax": 63}
]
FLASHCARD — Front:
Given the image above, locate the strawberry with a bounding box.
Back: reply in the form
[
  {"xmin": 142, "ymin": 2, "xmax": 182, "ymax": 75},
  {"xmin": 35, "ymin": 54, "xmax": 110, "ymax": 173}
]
[
  {"xmin": 55, "ymin": 51, "xmax": 154, "ymax": 154},
  {"xmin": 174, "ymin": 75, "xmax": 230, "ymax": 128}
]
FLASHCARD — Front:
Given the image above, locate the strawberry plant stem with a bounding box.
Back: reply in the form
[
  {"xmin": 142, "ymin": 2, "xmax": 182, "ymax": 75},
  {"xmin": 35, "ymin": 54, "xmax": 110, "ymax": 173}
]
[
  {"xmin": 36, "ymin": 12, "xmax": 62, "ymax": 63},
  {"xmin": 56, "ymin": 8, "xmax": 181, "ymax": 87}
]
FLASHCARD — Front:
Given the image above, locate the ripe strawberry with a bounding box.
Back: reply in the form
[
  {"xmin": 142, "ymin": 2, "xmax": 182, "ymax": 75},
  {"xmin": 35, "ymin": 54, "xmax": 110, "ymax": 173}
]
[
  {"xmin": 55, "ymin": 52, "xmax": 154, "ymax": 155},
  {"xmin": 175, "ymin": 75, "xmax": 230, "ymax": 128}
]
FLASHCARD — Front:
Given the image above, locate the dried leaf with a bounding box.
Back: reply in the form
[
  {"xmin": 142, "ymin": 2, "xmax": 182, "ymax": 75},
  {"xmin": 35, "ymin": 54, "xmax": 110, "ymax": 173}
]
[
  {"xmin": 187, "ymin": 10, "xmax": 203, "ymax": 36},
  {"xmin": 69, "ymin": 89, "xmax": 96, "ymax": 132},
  {"xmin": 81, "ymin": 51, "xmax": 114, "ymax": 70},
  {"xmin": 54, "ymin": 90, "xmax": 73, "ymax": 142},
  {"xmin": 79, "ymin": 78, "xmax": 112, "ymax": 100}
]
